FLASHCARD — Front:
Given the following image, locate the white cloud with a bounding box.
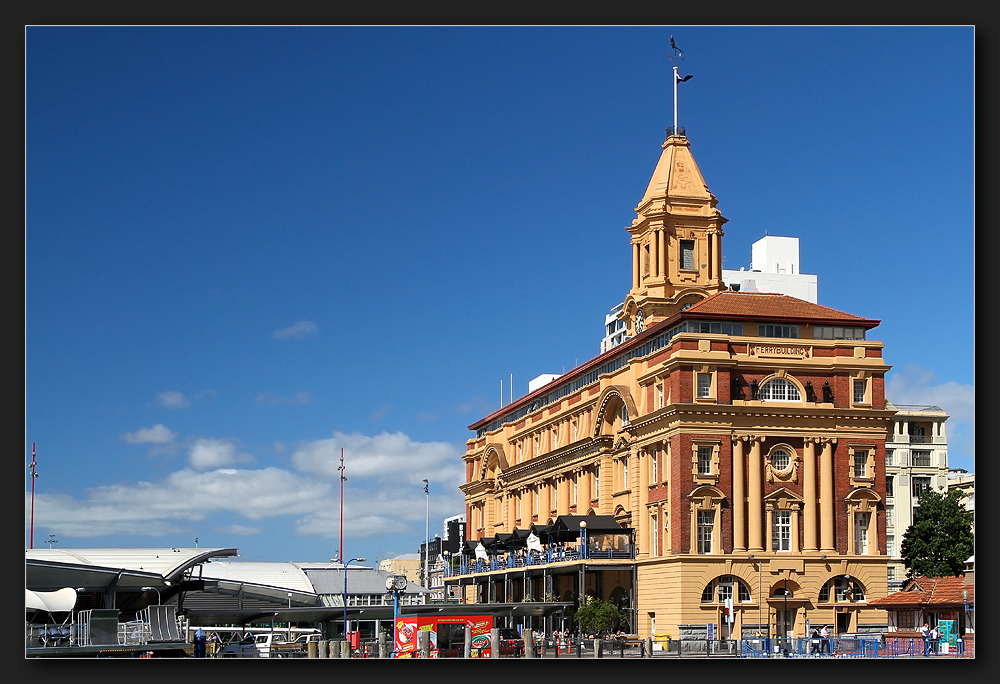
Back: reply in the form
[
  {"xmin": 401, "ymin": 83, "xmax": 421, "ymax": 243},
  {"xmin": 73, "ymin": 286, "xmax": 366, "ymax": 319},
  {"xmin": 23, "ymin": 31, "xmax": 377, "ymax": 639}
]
[
  {"xmin": 27, "ymin": 466, "xmax": 332, "ymax": 537},
  {"xmin": 291, "ymin": 431, "xmax": 465, "ymax": 485},
  {"xmin": 886, "ymin": 364, "xmax": 975, "ymax": 464},
  {"xmin": 122, "ymin": 424, "xmax": 177, "ymax": 444},
  {"xmin": 273, "ymin": 320, "xmax": 318, "ymax": 340},
  {"xmin": 157, "ymin": 391, "xmax": 190, "ymax": 409},
  {"xmin": 27, "ymin": 430, "xmax": 465, "ymax": 543},
  {"xmin": 188, "ymin": 438, "xmax": 254, "ymax": 470},
  {"xmin": 290, "ymin": 431, "xmax": 467, "ymax": 539}
]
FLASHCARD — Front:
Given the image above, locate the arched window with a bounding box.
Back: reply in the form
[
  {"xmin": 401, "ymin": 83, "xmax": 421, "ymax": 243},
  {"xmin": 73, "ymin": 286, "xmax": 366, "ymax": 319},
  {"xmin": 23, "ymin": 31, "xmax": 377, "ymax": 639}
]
[
  {"xmin": 700, "ymin": 575, "xmax": 753, "ymax": 603},
  {"xmin": 818, "ymin": 576, "xmax": 865, "ymax": 603},
  {"xmin": 759, "ymin": 378, "xmax": 801, "ymax": 401}
]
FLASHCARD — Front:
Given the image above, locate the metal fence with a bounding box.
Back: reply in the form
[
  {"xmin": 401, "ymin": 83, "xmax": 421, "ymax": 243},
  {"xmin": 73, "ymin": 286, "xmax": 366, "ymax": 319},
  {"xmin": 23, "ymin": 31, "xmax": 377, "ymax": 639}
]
[{"xmin": 739, "ymin": 637, "xmax": 970, "ymax": 658}]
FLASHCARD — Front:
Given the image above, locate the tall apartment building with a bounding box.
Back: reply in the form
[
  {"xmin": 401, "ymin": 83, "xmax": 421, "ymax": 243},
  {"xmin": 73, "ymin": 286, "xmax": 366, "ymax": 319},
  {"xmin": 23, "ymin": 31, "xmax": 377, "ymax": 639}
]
[
  {"xmin": 883, "ymin": 403, "xmax": 950, "ymax": 591},
  {"xmin": 452, "ymin": 130, "xmax": 893, "ymax": 640}
]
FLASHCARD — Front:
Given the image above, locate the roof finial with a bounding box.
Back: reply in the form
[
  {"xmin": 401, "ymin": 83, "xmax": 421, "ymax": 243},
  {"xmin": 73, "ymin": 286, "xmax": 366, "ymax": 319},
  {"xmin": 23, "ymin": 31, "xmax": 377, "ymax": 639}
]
[{"xmin": 667, "ymin": 35, "xmax": 693, "ymax": 138}]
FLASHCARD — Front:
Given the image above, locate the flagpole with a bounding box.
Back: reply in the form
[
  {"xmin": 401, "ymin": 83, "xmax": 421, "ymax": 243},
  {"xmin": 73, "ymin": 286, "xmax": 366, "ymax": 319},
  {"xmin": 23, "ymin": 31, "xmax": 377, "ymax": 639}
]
[
  {"xmin": 673, "ymin": 65, "xmax": 679, "ymax": 134},
  {"xmin": 339, "ymin": 448, "xmax": 345, "ymax": 563},
  {"xmin": 29, "ymin": 443, "xmax": 37, "ymax": 549}
]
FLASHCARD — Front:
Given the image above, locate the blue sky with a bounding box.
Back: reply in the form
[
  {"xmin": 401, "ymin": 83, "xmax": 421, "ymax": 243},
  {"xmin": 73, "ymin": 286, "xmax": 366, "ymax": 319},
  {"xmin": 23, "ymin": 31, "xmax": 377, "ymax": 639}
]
[{"xmin": 26, "ymin": 26, "xmax": 974, "ymax": 566}]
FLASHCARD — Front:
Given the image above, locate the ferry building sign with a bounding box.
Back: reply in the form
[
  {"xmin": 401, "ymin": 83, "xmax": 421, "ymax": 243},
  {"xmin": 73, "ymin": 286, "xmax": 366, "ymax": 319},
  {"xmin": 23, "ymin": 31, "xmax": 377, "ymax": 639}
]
[{"xmin": 747, "ymin": 343, "xmax": 812, "ymax": 359}]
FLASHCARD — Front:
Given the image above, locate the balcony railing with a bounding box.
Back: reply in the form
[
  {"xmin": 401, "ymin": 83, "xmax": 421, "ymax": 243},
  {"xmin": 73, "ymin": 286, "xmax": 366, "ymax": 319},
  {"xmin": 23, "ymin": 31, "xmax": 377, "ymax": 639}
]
[{"xmin": 451, "ymin": 541, "xmax": 636, "ymax": 577}]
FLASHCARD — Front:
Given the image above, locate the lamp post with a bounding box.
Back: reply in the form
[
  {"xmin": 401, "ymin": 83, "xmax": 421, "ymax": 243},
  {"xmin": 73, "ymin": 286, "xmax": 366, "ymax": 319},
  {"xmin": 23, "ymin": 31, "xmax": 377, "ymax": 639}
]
[
  {"xmin": 579, "ymin": 520, "xmax": 588, "ymax": 559},
  {"xmin": 423, "ymin": 479, "xmax": 429, "ymax": 592},
  {"xmin": 343, "ymin": 558, "xmax": 366, "ymax": 640},
  {"xmin": 142, "ymin": 586, "xmax": 161, "ymax": 605}
]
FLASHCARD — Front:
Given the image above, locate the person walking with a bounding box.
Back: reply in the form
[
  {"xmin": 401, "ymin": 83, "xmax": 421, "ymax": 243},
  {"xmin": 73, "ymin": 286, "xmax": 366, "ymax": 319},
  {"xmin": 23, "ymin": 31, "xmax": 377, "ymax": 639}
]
[{"xmin": 820, "ymin": 624, "xmax": 830, "ymax": 654}]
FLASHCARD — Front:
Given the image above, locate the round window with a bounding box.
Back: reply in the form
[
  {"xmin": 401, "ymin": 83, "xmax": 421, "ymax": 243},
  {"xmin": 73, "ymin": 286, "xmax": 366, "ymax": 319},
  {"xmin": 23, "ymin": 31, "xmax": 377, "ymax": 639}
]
[{"xmin": 771, "ymin": 449, "xmax": 791, "ymax": 471}]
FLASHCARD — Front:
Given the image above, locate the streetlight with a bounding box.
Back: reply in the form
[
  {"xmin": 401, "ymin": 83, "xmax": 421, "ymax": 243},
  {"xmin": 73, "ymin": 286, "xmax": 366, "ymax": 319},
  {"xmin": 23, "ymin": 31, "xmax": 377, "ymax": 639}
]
[
  {"xmin": 142, "ymin": 586, "xmax": 161, "ymax": 604},
  {"xmin": 343, "ymin": 558, "xmax": 366, "ymax": 640},
  {"xmin": 423, "ymin": 480, "xmax": 429, "ymax": 592},
  {"xmin": 579, "ymin": 520, "xmax": 588, "ymax": 559}
]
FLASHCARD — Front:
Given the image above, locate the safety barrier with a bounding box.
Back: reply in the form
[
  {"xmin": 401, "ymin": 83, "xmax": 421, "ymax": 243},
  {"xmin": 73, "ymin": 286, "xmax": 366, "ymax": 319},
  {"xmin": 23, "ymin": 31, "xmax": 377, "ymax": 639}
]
[{"xmin": 739, "ymin": 637, "xmax": 971, "ymax": 658}]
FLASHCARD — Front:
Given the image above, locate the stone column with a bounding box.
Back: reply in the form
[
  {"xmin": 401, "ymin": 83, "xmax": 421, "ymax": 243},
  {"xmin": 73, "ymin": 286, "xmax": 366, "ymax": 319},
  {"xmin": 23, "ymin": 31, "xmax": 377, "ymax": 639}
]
[
  {"xmin": 791, "ymin": 506, "xmax": 800, "ymax": 554},
  {"xmin": 820, "ymin": 439, "xmax": 836, "ymax": 553},
  {"xmin": 765, "ymin": 507, "xmax": 773, "ymax": 553},
  {"xmin": 732, "ymin": 436, "xmax": 746, "ymax": 553},
  {"xmin": 578, "ymin": 467, "xmax": 591, "ymax": 514},
  {"xmin": 507, "ymin": 491, "xmax": 516, "ymax": 531},
  {"xmin": 651, "ymin": 231, "xmax": 659, "ymax": 277},
  {"xmin": 557, "ymin": 474, "xmax": 570, "ymax": 516},
  {"xmin": 633, "ymin": 242, "xmax": 641, "ymax": 289},
  {"xmin": 748, "ymin": 437, "xmax": 763, "ymax": 552},
  {"xmin": 658, "ymin": 229, "xmax": 666, "ymax": 278},
  {"xmin": 803, "ymin": 439, "xmax": 818, "ymax": 552},
  {"xmin": 637, "ymin": 449, "xmax": 649, "ymax": 557}
]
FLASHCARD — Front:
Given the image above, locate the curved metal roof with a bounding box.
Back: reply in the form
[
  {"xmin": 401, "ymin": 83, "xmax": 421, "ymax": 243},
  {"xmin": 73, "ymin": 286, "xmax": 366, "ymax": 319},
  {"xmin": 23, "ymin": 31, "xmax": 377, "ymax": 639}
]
[
  {"xmin": 25, "ymin": 547, "xmax": 238, "ymax": 592},
  {"xmin": 199, "ymin": 561, "xmax": 314, "ymax": 594}
]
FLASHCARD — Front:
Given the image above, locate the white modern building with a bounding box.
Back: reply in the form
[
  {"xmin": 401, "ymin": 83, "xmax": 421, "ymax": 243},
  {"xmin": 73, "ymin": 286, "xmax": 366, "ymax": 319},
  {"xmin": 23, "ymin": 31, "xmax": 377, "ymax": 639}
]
[
  {"xmin": 601, "ymin": 235, "xmax": 819, "ymax": 353},
  {"xmin": 947, "ymin": 469, "xmax": 975, "ymax": 536},
  {"xmin": 884, "ymin": 403, "xmax": 951, "ymax": 591},
  {"xmin": 601, "ymin": 302, "xmax": 628, "ymax": 353},
  {"xmin": 722, "ymin": 235, "xmax": 818, "ymax": 303}
]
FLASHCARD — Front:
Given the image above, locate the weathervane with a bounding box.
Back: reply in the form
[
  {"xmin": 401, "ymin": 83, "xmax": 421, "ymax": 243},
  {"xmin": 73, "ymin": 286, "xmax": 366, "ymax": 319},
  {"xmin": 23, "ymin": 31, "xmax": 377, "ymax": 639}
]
[{"xmin": 667, "ymin": 35, "xmax": 693, "ymax": 137}]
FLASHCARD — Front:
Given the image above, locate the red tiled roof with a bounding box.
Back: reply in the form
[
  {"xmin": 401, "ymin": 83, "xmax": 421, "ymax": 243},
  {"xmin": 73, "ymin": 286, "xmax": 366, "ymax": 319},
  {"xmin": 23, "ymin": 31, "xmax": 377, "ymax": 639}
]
[
  {"xmin": 869, "ymin": 576, "xmax": 974, "ymax": 607},
  {"xmin": 469, "ymin": 290, "xmax": 878, "ymax": 432},
  {"xmin": 685, "ymin": 291, "xmax": 878, "ymax": 324}
]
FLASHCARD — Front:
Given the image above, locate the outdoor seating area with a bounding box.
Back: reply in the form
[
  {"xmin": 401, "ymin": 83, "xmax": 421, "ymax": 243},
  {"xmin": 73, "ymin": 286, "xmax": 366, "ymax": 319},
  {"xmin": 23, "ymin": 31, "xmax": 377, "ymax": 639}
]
[
  {"xmin": 26, "ymin": 605, "xmax": 187, "ymax": 654},
  {"xmin": 452, "ymin": 515, "xmax": 635, "ymax": 577}
]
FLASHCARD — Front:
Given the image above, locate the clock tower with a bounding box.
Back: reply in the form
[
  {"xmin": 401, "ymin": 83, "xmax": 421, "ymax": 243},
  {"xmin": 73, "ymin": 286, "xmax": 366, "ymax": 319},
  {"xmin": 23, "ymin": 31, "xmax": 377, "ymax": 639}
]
[{"xmin": 620, "ymin": 133, "xmax": 727, "ymax": 335}]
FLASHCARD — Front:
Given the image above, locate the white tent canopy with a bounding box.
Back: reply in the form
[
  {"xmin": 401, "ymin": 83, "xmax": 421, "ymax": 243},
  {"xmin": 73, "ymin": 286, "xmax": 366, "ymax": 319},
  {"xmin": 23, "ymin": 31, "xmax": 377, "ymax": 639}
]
[{"xmin": 26, "ymin": 587, "xmax": 77, "ymax": 613}]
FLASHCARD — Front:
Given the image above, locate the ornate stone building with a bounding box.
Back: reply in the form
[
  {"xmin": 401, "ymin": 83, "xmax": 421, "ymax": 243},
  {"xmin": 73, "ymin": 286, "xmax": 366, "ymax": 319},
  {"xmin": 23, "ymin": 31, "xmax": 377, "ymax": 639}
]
[{"xmin": 451, "ymin": 132, "xmax": 893, "ymax": 640}]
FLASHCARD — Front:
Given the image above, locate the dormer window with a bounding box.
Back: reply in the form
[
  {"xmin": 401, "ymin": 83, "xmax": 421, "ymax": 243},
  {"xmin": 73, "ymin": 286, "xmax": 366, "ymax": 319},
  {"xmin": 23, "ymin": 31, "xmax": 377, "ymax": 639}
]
[{"xmin": 758, "ymin": 323, "xmax": 799, "ymax": 338}]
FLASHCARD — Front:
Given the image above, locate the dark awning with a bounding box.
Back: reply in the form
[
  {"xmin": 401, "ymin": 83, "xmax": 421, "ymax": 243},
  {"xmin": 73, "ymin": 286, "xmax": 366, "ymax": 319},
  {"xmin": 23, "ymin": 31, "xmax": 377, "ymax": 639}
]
[{"xmin": 546, "ymin": 515, "xmax": 627, "ymax": 541}]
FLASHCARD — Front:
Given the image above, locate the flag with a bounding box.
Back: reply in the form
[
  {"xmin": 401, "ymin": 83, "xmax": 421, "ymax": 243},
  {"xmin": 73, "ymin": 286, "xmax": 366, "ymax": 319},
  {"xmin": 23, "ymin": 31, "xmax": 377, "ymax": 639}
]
[{"xmin": 676, "ymin": 73, "xmax": 693, "ymax": 83}]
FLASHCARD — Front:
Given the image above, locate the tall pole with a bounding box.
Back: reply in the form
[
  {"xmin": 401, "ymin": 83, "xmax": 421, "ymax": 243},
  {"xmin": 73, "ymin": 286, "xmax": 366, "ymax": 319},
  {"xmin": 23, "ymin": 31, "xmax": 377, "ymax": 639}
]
[
  {"xmin": 423, "ymin": 479, "xmax": 429, "ymax": 592},
  {"xmin": 29, "ymin": 443, "xmax": 37, "ymax": 549},
  {"xmin": 339, "ymin": 449, "xmax": 345, "ymax": 563},
  {"xmin": 343, "ymin": 557, "xmax": 365, "ymax": 640}
]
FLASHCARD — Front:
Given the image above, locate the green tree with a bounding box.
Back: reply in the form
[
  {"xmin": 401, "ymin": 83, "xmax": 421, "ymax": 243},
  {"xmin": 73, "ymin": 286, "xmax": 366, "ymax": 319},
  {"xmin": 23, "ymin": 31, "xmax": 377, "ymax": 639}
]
[
  {"xmin": 900, "ymin": 488, "xmax": 974, "ymax": 579},
  {"xmin": 573, "ymin": 595, "xmax": 628, "ymax": 637}
]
